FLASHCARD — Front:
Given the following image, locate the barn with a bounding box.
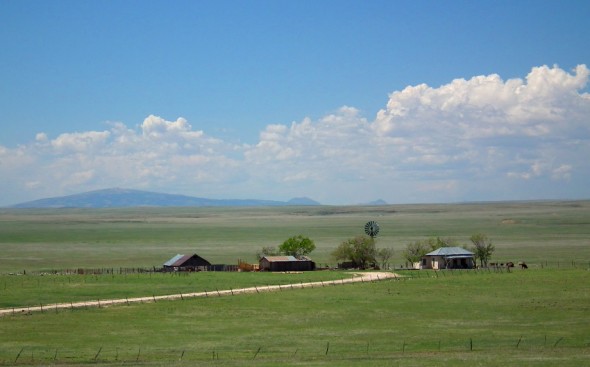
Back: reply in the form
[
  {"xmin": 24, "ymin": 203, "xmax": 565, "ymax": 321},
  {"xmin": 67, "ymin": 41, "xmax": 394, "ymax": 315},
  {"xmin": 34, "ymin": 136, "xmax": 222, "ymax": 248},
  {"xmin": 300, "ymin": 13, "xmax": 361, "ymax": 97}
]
[
  {"xmin": 163, "ymin": 253, "xmax": 211, "ymax": 271},
  {"xmin": 259, "ymin": 256, "xmax": 316, "ymax": 272},
  {"xmin": 420, "ymin": 247, "xmax": 475, "ymax": 270}
]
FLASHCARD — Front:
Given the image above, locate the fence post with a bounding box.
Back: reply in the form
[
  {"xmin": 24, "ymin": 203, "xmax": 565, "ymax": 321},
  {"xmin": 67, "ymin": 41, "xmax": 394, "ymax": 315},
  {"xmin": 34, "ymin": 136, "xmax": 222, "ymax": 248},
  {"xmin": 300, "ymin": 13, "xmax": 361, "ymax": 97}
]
[
  {"xmin": 94, "ymin": 347, "xmax": 102, "ymax": 361},
  {"xmin": 14, "ymin": 348, "xmax": 24, "ymax": 364},
  {"xmin": 253, "ymin": 347, "xmax": 262, "ymax": 360}
]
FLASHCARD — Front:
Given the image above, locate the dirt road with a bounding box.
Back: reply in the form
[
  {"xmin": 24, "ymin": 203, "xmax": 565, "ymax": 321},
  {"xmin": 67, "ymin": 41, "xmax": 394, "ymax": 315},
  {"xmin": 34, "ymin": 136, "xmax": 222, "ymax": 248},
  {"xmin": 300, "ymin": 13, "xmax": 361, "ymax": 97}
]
[{"xmin": 0, "ymin": 272, "xmax": 397, "ymax": 317}]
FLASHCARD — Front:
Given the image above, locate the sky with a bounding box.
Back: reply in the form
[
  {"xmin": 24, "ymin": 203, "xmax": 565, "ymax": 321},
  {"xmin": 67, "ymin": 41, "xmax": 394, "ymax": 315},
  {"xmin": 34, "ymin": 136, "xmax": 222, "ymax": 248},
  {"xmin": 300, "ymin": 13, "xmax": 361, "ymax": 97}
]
[{"xmin": 1, "ymin": 0, "xmax": 589, "ymax": 206}]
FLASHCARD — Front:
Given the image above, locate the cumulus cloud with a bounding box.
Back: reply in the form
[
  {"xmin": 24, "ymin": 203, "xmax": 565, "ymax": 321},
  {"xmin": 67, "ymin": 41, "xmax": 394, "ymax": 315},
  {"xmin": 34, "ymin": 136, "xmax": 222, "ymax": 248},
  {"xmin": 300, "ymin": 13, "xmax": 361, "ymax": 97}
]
[{"xmin": 1, "ymin": 64, "xmax": 589, "ymax": 205}]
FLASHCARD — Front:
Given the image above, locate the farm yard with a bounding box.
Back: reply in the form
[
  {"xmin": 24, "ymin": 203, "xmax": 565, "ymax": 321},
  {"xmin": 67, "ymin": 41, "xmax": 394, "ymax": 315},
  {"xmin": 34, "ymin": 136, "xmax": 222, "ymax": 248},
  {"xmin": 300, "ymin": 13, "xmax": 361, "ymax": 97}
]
[{"xmin": 0, "ymin": 201, "xmax": 589, "ymax": 365}]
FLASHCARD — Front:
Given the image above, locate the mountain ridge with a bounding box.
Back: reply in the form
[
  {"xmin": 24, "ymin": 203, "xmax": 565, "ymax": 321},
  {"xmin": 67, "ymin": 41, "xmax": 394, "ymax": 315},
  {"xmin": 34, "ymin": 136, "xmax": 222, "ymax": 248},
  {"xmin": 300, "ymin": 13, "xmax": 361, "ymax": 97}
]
[{"xmin": 10, "ymin": 188, "xmax": 322, "ymax": 208}]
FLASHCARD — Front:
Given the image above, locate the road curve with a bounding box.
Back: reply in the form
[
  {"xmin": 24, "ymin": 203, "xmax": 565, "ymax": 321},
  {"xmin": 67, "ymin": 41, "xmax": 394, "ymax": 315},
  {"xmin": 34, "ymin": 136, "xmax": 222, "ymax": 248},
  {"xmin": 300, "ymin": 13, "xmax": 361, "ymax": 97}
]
[{"xmin": 0, "ymin": 272, "xmax": 397, "ymax": 317}]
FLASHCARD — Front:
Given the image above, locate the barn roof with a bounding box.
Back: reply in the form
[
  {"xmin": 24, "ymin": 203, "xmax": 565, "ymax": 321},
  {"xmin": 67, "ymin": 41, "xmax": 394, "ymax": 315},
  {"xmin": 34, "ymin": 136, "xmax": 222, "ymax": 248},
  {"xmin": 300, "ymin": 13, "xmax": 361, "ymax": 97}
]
[
  {"xmin": 164, "ymin": 254, "xmax": 188, "ymax": 266},
  {"xmin": 260, "ymin": 256, "xmax": 310, "ymax": 262},
  {"xmin": 425, "ymin": 247, "xmax": 474, "ymax": 257},
  {"xmin": 163, "ymin": 253, "xmax": 211, "ymax": 267}
]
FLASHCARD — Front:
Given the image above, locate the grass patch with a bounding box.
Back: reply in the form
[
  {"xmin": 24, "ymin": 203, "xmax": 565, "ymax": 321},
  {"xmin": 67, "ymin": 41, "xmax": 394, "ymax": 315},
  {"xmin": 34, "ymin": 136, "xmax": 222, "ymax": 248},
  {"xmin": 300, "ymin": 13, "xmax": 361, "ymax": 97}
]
[
  {"xmin": 1, "ymin": 201, "xmax": 590, "ymax": 273},
  {"xmin": 0, "ymin": 202, "xmax": 588, "ymax": 365},
  {"xmin": 0, "ymin": 271, "xmax": 350, "ymax": 308},
  {"xmin": 0, "ymin": 269, "xmax": 588, "ymax": 366}
]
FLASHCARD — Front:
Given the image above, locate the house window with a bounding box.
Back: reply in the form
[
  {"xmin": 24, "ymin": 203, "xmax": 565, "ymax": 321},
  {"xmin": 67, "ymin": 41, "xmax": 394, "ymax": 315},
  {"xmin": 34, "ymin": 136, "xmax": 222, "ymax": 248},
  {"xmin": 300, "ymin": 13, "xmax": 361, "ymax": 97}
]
[{"xmin": 422, "ymin": 258, "xmax": 426, "ymax": 265}]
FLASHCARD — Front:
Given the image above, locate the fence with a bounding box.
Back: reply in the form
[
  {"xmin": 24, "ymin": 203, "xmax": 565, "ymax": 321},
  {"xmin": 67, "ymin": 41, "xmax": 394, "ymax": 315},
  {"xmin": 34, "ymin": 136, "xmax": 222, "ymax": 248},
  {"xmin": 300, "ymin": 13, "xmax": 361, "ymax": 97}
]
[
  {"xmin": 5, "ymin": 335, "xmax": 587, "ymax": 365},
  {"xmin": 25, "ymin": 264, "xmax": 239, "ymax": 276},
  {"xmin": 395, "ymin": 259, "xmax": 590, "ymax": 272}
]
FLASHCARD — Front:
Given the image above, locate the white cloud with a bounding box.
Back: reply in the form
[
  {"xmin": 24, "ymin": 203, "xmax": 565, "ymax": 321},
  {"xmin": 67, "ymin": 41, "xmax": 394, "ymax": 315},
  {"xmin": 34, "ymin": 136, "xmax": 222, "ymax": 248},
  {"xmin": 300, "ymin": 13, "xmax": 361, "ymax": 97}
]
[
  {"xmin": 1, "ymin": 65, "xmax": 589, "ymax": 205},
  {"xmin": 50, "ymin": 131, "xmax": 111, "ymax": 152}
]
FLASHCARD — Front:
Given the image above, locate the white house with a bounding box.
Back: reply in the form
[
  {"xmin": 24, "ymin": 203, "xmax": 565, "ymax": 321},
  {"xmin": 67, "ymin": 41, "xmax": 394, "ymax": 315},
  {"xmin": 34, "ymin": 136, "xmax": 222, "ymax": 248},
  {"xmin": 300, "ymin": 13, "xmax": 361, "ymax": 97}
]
[{"xmin": 420, "ymin": 247, "xmax": 475, "ymax": 270}]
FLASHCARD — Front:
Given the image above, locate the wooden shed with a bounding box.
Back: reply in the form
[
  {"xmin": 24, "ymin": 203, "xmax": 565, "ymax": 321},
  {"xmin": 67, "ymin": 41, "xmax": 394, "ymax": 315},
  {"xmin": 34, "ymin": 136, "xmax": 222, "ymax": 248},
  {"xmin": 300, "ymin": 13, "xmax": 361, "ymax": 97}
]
[
  {"xmin": 163, "ymin": 253, "xmax": 211, "ymax": 271},
  {"xmin": 259, "ymin": 256, "xmax": 315, "ymax": 272}
]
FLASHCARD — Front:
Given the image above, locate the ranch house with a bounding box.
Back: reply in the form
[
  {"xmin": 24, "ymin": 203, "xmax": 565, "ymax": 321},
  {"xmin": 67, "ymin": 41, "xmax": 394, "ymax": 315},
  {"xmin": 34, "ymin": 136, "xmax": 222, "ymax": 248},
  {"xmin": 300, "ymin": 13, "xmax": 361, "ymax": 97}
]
[
  {"xmin": 419, "ymin": 247, "xmax": 475, "ymax": 270},
  {"xmin": 259, "ymin": 256, "xmax": 316, "ymax": 272},
  {"xmin": 163, "ymin": 253, "xmax": 211, "ymax": 271}
]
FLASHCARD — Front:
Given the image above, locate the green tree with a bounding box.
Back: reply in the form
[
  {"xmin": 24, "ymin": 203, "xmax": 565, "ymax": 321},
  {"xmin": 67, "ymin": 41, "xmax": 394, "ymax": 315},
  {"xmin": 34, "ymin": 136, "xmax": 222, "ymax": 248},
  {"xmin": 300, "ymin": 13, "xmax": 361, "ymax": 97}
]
[
  {"xmin": 470, "ymin": 233, "xmax": 495, "ymax": 267},
  {"xmin": 403, "ymin": 240, "xmax": 430, "ymax": 264},
  {"xmin": 332, "ymin": 236, "xmax": 377, "ymax": 269},
  {"xmin": 402, "ymin": 237, "xmax": 457, "ymax": 264},
  {"xmin": 403, "ymin": 238, "xmax": 437, "ymax": 263},
  {"xmin": 279, "ymin": 235, "xmax": 316, "ymax": 258},
  {"xmin": 255, "ymin": 246, "xmax": 279, "ymax": 260},
  {"xmin": 376, "ymin": 247, "xmax": 394, "ymax": 270}
]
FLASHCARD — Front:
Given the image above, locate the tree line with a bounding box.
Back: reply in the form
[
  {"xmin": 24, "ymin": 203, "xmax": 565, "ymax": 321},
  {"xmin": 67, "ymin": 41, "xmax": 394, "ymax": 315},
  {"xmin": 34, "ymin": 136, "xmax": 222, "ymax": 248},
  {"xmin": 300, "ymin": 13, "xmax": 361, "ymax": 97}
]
[
  {"xmin": 256, "ymin": 232, "xmax": 494, "ymax": 270},
  {"xmin": 403, "ymin": 233, "xmax": 495, "ymax": 267},
  {"xmin": 257, "ymin": 234, "xmax": 394, "ymax": 270}
]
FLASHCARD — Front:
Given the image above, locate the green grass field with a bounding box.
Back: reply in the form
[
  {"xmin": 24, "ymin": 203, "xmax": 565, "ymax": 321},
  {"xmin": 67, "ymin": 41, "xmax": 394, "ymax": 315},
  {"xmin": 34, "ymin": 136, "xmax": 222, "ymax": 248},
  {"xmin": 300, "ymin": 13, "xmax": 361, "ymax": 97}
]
[
  {"xmin": 0, "ymin": 201, "xmax": 589, "ymax": 365},
  {"xmin": 0, "ymin": 269, "xmax": 588, "ymax": 366},
  {"xmin": 1, "ymin": 201, "xmax": 589, "ymax": 273}
]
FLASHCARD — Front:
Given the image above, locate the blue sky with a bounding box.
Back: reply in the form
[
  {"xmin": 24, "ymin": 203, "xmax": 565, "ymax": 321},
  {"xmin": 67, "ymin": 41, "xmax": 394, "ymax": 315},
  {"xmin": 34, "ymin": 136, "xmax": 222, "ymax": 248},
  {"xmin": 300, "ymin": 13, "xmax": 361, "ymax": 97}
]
[{"xmin": 1, "ymin": 0, "xmax": 589, "ymax": 206}]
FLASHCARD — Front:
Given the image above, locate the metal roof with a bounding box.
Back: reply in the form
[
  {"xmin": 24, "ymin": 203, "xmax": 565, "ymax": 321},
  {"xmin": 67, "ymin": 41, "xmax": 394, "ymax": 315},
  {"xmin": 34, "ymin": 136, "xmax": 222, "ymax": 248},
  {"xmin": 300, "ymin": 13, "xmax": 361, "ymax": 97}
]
[
  {"xmin": 164, "ymin": 254, "xmax": 185, "ymax": 266},
  {"xmin": 424, "ymin": 247, "xmax": 474, "ymax": 257},
  {"xmin": 260, "ymin": 256, "xmax": 305, "ymax": 262},
  {"xmin": 163, "ymin": 254, "xmax": 194, "ymax": 267}
]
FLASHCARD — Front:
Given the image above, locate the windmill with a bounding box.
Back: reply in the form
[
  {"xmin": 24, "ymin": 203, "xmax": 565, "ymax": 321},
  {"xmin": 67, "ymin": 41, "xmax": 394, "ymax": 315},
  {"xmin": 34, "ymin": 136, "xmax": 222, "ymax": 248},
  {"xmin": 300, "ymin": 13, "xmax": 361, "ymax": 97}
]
[{"xmin": 364, "ymin": 220, "xmax": 380, "ymax": 240}]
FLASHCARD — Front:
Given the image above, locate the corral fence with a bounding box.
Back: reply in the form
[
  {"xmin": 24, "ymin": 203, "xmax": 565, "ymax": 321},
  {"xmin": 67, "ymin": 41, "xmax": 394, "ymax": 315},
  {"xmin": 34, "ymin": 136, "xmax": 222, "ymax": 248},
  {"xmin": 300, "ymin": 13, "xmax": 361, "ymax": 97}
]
[
  {"xmin": 25, "ymin": 265, "xmax": 238, "ymax": 276},
  {"xmin": 5, "ymin": 335, "xmax": 588, "ymax": 365},
  {"xmin": 394, "ymin": 259, "xmax": 590, "ymax": 272}
]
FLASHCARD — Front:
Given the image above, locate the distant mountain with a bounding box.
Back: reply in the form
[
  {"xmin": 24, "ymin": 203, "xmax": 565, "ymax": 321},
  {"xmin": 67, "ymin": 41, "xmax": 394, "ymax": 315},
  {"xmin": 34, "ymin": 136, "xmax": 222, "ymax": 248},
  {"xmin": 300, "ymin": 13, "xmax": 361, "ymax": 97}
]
[
  {"xmin": 10, "ymin": 188, "xmax": 322, "ymax": 208},
  {"xmin": 287, "ymin": 197, "xmax": 321, "ymax": 206},
  {"xmin": 366, "ymin": 199, "xmax": 388, "ymax": 206}
]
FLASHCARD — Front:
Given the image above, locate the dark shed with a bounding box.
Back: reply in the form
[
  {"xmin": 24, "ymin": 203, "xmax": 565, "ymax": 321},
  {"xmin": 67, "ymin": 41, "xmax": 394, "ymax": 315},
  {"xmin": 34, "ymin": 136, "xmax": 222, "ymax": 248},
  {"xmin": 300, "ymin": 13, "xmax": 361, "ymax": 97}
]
[
  {"xmin": 259, "ymin": 256, "xmax": 315, "ymax": 272},
  {"xmin": 163, "ymin": 254, "xmax": 211, "ymax": 271}
]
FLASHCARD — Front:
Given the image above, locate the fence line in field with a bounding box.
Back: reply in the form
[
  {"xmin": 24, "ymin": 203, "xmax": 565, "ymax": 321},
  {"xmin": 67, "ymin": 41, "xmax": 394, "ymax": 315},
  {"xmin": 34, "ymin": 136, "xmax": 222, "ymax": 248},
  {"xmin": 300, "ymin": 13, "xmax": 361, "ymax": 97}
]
[
  {"xmin": 11, "ymin": 258, "xmax": 589, "ymax": 276},
  {"xmin": 4, "ymin": 335, "xmax": 585, "ymax": 365},
  {"xmin": 23, "ymin": 264, "xmax": 240, "ymax": 276}
]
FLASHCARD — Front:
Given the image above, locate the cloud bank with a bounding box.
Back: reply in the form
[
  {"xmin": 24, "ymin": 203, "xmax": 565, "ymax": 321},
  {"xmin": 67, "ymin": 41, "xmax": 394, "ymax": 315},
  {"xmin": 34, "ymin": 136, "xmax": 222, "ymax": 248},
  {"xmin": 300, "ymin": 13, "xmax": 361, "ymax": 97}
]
[{"xmin": 1, "ymin": 65, "xmax": 589, "ymax": 205}]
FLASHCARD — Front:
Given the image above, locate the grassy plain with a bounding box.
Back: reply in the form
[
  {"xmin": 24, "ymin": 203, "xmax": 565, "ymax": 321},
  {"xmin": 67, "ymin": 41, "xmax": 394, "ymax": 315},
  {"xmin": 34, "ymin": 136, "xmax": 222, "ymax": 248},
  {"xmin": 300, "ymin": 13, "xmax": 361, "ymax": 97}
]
[
  {"xmin": 0, "ymin": 269, "xmax": 588, "ymax": 366},
  {"xmin": 0, "ymin": 201, "xmax": 589, "ymax": 365},
  {"xmin": 1, "ymin": 201, "xmax": 589, "ymax": 273}
]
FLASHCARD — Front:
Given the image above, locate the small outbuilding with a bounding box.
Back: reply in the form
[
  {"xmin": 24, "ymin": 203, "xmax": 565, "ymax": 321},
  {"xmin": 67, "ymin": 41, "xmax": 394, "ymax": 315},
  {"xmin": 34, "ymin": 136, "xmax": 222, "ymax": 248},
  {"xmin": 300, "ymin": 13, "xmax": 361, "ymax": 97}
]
[
  {"xmin": 420, "ymin": 247, "xmax": 475, "ymax": 270},
  {"xmin": 259, "ymin": 256, "xmax": 315, "ymax": 272},
  {"xmin": 163, "ymin": 253, "xmax": 211, "ymax": 271}
]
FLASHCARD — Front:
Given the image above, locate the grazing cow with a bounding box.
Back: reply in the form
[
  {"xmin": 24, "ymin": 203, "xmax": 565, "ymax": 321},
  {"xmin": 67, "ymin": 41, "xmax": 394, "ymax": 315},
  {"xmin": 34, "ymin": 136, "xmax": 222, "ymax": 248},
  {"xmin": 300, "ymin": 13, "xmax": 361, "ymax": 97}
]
[
  {"xmin": 518, "ymin": 262, "xmax": 528, "ymax": 269},
  {"xmin": 506, "ymin": 262, "xmax": 515, "ymax": 268}
]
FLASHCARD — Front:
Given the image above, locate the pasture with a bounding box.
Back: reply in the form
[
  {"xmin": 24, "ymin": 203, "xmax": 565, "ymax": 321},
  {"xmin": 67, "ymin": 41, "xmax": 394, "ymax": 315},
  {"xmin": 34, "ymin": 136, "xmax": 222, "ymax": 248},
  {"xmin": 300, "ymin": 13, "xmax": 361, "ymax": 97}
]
[
  {"xmin": 1, "ymin": 201, "xmax": 589, "ymax": 272},
  {"xmin": 0, "ymin": 201, "xmax": 589, "ymax": 365},
  {"xmin": 0, "ymin": 269, "xmax": 588, "ymax": 366}
]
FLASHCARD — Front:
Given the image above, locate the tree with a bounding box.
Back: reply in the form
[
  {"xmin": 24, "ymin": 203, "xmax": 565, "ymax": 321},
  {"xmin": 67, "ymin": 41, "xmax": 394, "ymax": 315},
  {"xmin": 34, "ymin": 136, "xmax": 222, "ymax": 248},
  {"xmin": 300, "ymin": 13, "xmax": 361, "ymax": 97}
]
[
  {"xmin": 402, "ymin": 237, "xmax": 458, "ymax": 265},
  {"xmin": 470, "ymin": 233, "xmax": 495, "ymax": 267},
  {"xmin": 332, "ymin": 236, "xmax": 377, "ymax": 269},
  {"xmin": 279, "ymin": 235, "xmax": 316, "ymax": 258},
  {"xmin": 255, "ymin": 246, "xmax": 279, "ymax": 260},
  {"xmin": 376, "ymin": 247, "xmax": 394, "ymax": 270},
  {"xmin": 403, "ymin": 240, "xmax": 430, "ymax": 264}
]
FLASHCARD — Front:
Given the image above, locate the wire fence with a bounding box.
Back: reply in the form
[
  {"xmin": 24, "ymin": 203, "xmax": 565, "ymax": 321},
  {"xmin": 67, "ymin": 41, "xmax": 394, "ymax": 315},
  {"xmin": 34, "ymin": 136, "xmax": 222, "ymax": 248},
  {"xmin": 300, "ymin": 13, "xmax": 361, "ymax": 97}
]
[
  {"xmin": 19, "ymin": 265, "xmax": 239, "ymax": 276},
  {"xmin": 394, "ymin": 259, "xmax": 590, "ymax": 272},
  {"xmin": 4, "ymin": 335, "xmax": 587, "ymax": 365}
]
